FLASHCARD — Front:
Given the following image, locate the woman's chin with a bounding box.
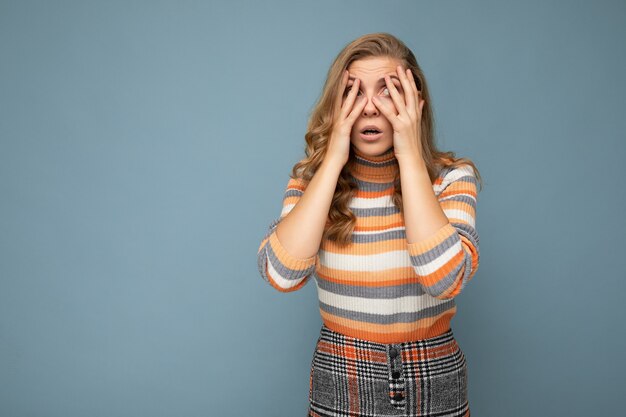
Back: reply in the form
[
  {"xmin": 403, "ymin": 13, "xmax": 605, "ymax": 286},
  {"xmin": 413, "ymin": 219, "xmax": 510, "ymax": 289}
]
[{"xmin": 351, "ymin": 139, "xmax": 393, "ymax": 155}]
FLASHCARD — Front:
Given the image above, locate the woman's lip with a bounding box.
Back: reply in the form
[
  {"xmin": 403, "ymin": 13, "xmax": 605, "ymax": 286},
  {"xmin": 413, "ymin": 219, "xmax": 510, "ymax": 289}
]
[{"xmin": 360, "ymin": 132, "xmax": 383, "ymax": 141}]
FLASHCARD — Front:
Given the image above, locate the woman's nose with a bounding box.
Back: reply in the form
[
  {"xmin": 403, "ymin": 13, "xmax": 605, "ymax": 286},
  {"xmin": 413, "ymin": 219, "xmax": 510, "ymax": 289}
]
[{"xmin": 361, "ymin": 96, "xmax": 379, "ymax": 116}]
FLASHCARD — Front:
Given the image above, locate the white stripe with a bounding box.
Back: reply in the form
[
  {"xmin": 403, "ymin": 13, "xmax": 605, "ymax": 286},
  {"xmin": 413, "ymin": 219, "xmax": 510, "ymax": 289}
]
[
  {"xmin": 350, "ymin": 194, "xmax": 394, "ymax": 208},
  {"xmin": 444, "ymin": 208, "xmax": 476, "ymax": 227},
  {"xmin": 280, "ymin": 204, "xmax": 295, "ymax": 217},
  {"xmin": 353, "ymin": 225, "xmax": 406, "ymax": 236},
  {"xmin": 444, "ymin": 165, "xmax": 474, "ymax": 182},
  {"xmin": 319, "ymin": 249, "xmax": 412, "ymax": 271},
  {"xmin": 266, "ymin": 254, "xmax": 307, "ymax": 289},
  {"xmin": 410, "ymin": 239, "xmax": 462, "ymax": 274},
  {"xmin": 439, "ymin": 190, "xmax": 476, "ymax": 200}
]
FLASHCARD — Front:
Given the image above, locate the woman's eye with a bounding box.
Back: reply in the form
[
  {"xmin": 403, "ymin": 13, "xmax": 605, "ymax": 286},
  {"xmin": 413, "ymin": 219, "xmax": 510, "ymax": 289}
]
[
  {"xmin": 344, "ymin": 85, "xmax": 402, "ymax": 97},
  {"xmin": 382, "ymin": 86, "xmax": 403, "ymax": 96}
]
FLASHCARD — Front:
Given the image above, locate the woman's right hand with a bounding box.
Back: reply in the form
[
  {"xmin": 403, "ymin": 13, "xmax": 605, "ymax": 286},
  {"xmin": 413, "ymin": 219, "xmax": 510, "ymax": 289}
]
[{"xmin": 324, "ymin": 70, "xmax": 367, "ymax": 167}]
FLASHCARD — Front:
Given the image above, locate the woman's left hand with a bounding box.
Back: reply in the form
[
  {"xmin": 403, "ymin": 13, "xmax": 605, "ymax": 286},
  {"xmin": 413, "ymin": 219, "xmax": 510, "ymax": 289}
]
[{"xmin": 372, "ymin": 65, "xmax": 425, "ymax": 160}]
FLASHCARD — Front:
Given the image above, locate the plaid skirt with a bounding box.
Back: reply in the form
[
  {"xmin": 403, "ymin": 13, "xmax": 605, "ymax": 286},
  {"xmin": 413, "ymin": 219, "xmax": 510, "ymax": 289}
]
[{"xmin": 308, "ymin": 324, "xmax": 470, "ymax": 417}]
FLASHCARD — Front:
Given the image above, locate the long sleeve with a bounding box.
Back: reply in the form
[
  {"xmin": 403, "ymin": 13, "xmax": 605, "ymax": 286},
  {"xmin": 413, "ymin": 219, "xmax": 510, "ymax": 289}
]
[
  {"xmin": 406, "ymin": 164, "xmax": 480, "ymax": 300},
  {"xmin": 257, "ymin": 176, "xmax": 318, "ymax": 292}
]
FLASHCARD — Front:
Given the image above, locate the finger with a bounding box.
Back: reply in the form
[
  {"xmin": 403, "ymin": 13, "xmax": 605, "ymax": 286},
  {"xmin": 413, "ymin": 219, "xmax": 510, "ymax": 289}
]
[
  {"xmin": 385, "ymin": 73, "xmax": 406, "ymax": 116},
  {"xmin": 346, "ymin": 92, "xmax": 368, "ymax": 123},
  {"xmin": 372, "ymin": 95, "xmax": 396, "ymax": 124},
  {"xmin": 406, "ymin": 68, "xmax": 421, "ymax": 115},
  {"xmin": 408, "ymin": 70, "xmax": 426, "ymax": 116},
  {"xmin": 335, "ymin": 70, "xmax": 349, "ymax": 111},
  {"xmin": 399, "ymin": 66, "xmax": 416, "ymax": 114},
  {"xmin": 406, "ymin": 68, "xmax": 420, "ymax": 96},
  {"xmin": 334, "ymin": 71, "xmax": 350, "ymax": 121},
  {"xmin": 340, "ymin": 78, "xmax": 360, "ymax": 119},
  {"xmin": 407, "ymin": 69, "xmax": 423, "ymax": 111}
]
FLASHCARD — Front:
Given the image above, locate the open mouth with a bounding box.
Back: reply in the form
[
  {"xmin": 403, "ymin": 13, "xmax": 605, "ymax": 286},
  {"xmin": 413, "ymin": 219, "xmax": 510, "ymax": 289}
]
[
  {"xmin": 361, "ymin": 125, "xmax": 383, "ymax": 135},
  {"xmin": 359, "ymin": 126, "xmax": 383, "ymax": 141},
  {"xmin": 362, "ymin": 129, "xmax": 381, "ymax": 135}
]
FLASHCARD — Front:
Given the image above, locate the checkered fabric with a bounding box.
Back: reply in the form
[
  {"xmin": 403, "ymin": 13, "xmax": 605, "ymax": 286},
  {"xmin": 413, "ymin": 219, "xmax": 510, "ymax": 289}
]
[{"xmin": 308, "ymin": 324, "xmax": 470, "ymax": 417}]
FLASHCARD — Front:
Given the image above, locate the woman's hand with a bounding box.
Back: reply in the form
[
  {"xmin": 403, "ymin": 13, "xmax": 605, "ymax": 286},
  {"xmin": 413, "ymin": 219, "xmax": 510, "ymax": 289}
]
[
  {"xmin": 371, "ymin": 65, "xmax": 425, "ymax": 161},
  {"xmin": 325, "ymin": 70, "xmax": 368, "ymax": 167}
]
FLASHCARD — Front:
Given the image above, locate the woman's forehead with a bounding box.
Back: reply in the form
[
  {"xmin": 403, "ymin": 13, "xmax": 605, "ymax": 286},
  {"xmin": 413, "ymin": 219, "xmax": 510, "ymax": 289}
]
[{"xmin": 347, "ymin": 58, "xmax": 402, "ymax": 81}]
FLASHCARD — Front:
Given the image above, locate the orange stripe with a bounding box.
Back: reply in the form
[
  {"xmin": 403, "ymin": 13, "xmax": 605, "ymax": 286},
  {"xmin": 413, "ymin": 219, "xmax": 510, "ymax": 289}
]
[
  {"xmin": 354, "ymin": 188, "xmax": 395, "ymax": 198},
  {"xmin": 356, "ymin": 217, "xmax": 405, "ymax": 231},
  {"xmin": 316, "ymin": 339, "xmax": 388, "ymax": 363},
  {"xmin": 320, "ymin": 309, "xmax": 455, "ymax": 344},
  {"xmin": 402, "ymin": 341, "xmax": 454, "ymax": 361},
  {"xmin": 418, "ymin": 248, "xmax": 465, "ymax": 287},
  {"xmin": 439, "ymin": 181, "xmax": 477, "ymax": 200},
  {"xmin": 345, "ymin": 339, "xmax": 360, "ymax": 412}
]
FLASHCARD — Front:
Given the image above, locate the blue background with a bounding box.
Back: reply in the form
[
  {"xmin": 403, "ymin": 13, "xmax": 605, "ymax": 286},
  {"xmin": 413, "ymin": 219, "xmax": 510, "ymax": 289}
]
[{"xmin": 1, "ymin": 0, "xmax": 625, "ymax": 416}]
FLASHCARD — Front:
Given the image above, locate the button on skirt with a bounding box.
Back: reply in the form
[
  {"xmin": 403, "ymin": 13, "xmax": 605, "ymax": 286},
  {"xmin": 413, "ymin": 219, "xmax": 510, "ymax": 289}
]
[{"xmin": 308, "ymin": 324, "xmax": 470, "ymax": 417}]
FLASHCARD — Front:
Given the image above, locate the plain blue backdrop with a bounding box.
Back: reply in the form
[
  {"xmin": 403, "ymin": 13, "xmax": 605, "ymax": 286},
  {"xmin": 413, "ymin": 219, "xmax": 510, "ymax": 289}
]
[{"xmin": 1, "ymin": 0, "xmax": 625, "ymax": 416}]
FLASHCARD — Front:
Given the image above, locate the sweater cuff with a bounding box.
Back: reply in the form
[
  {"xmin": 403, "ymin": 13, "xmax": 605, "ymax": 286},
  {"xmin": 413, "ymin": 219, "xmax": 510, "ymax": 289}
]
[
  {"xmin": 406, "ymin": 222, "xmax": 457, "ymax": 257},
  {"xmin": 269, "ymin": 231, "xmax": 317, "ymax": 271}
]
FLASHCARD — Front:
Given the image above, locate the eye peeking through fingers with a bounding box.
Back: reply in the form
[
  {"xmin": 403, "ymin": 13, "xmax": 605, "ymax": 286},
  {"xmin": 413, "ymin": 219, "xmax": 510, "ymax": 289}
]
[{"xmin": 344, "ymin": 83, "xmax": 403, "ymax": 98}]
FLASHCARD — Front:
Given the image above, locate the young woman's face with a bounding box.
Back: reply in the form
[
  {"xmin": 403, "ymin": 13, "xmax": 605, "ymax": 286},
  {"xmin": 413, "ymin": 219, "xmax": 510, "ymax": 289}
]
[{"xmin": 345, "ymin": 56, "xmax": 405, "ymax": 157}]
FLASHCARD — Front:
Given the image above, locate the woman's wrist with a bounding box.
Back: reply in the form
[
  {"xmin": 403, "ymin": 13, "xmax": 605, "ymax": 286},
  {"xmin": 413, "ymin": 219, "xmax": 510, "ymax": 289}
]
[{"xmin": 320, "ymin": 156, "xmax": 346, "ymax": 177}]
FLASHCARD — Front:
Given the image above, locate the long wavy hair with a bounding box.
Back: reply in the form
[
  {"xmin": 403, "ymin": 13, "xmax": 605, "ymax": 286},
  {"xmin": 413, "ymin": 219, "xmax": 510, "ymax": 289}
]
[{"xmin": 290, "ymin": 32, "xmax": 483, "ymax": 246}]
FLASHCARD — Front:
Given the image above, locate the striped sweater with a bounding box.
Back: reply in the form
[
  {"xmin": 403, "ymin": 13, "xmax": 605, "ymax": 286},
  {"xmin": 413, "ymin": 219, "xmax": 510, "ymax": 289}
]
[{"xmin": 257, "ymin": 146, "xmax": 480, "ymax": 344}]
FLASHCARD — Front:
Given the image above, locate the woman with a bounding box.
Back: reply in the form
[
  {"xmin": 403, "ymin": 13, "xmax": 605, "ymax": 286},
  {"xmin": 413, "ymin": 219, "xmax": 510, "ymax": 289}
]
[{"xmin": 257, "ymin": 32, "xmax": 482, "ymax": 417}]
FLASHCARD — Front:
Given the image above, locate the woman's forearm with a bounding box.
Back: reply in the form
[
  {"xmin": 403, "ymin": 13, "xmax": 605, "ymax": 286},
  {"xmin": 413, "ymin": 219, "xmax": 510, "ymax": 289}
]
[
  {"xmin": 275, "ymin": 158, "xmax": 344, "ymax": 259},
  {"xmin": 398, "ymin": 154, "xmax": 449, "ymax": 243}
]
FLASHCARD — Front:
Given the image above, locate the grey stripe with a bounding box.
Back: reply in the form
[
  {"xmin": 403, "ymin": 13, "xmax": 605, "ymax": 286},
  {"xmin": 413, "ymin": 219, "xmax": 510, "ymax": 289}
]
[
  {"xmin": 456, "ymin": 255, "xmax": 473, "ymax": 293},
  {"xmin": 317, "ymin": 275, "xmax": 427, "ymax": 298},
  {"xmin": 257, "ymin": 246, "xmax": 271, "ymax": 284},
  {"xmin": 453, "ymin": 222, "xmax": 480, "ymax": 247},
  {"xmin": 439, "ymin": 194, "xmax": 477, "ymax": 209},
  {"xmin": 350, "ymin": 176, "xmax": 395, "ymax": 191},
  {"xmin": 283, "ymin": 188, "xmax": 303, "ymax": 198},
  {"xmin": 318, "ymin": 299, "xmax": 455, "ymax": 325},
  {"xmin": 257, "ymin": 216, "xmax": 315, "ymax": 282},
  {"xmin": 409, "ymin": 230, "xmax": 461, "ymax": 266},
  {"xmin": 409, "ymin": 222, "xmax": 478, "ymax": 297},
  {"xmin": 350, "ymin": 228, "xmax": 406, "ymax": 243},
  {"xmin": 265, "ymin": 238, "xmax": 316, "ymax": 281},
  {"xmin": 354, "ymin": 151, "xmax": 396, "ymax": 167},
  {"xmin": 257, "ymin": 217, "xmax": 282, "ymax": 284},
  {"xmin": 351, "ymin": 205, "xmax": 401, "ymax": 217}
]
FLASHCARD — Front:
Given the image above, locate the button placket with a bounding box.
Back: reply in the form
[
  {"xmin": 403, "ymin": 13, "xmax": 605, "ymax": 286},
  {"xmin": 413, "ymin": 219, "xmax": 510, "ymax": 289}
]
[{"xmin": 387, "ymin": 344, "xmax": 406, "ymax": 408}]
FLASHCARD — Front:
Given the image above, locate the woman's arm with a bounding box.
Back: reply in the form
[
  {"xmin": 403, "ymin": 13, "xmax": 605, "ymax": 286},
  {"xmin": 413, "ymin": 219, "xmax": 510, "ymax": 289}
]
[
  {"xmin": 257, "ymin": 158, "xmax": 344, "ymax": 292},
  {"xmin": 399, "ymin": 156, "xmax": 480, "ymax": 300},
  {"xmin": 258, "ymin": 70, "xmax": 364, "ymax": 292},
  {"xmin": 275, "ymin": 159, "xmax": 343, "ymax": 259}
]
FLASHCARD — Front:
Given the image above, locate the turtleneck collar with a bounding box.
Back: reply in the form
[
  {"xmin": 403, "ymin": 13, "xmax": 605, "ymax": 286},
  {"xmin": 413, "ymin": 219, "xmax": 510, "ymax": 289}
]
[{"xmin": 348, "ymin": 145, "xmax": 399, "ymax": 183}]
